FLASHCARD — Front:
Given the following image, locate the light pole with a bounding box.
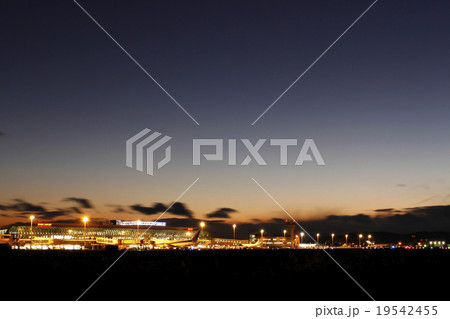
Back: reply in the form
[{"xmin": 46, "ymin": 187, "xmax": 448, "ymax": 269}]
[
  {"xmin": 260, "ymin": 229, "xmax": 264, "ymax": 246},
  {"xmin": 331, "ymin": 233, "xmax": 335, "ymax": 247},
  {"xmin": 83, "ymin": 217, "xmax": 88, "ymax": 249},
  {"xmin": 359, "ymin": 234, "xmax": 363, "ymax": 247},
  {"xmin": 233, "ymin": 224, "xmax": 236, "ymax": 240},
  {"xmin": 345, "ymin": 234, "xmax": 348, "ymax": 246},
  {"xmin": 29, "ymin": 216, "xmax": 35, "ymax": 249},
  {"xmin": 316, "ymin": 233, "xmax": 320, "ymax": 246},
  {"xmin": 136, "ymin": 220, "xmax": 141, "ymax": 247},
  {"xmin": 300, "ymin": 232, "xmax": 304, "ymax": 244},
  {"xmin": 200, "ymin": 222, "xmax": 205, "ymax": 238}
]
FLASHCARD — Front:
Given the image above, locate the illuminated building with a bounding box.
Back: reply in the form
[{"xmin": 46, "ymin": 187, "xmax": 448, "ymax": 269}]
[
  {"xmin": 210, "ymin": 238, "xmax": 250, "ymax": 248},
  {"xmin": 0, "ymin": 222, "xmax": 205, "ymax": 250},
  {"xmin": 249, "ymin": 233, "xmax": 294, "ymax": 248}
]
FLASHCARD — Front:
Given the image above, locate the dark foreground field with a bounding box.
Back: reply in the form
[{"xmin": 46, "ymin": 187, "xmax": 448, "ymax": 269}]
[{"xmin": 0, "ymin": 248, "xmax": 448, "ymax": 301}]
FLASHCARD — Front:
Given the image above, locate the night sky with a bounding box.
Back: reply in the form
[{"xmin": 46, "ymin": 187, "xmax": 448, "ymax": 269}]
[{"xmin": 1, "ymin": 0, "xmax": 450, "ymax": 237}]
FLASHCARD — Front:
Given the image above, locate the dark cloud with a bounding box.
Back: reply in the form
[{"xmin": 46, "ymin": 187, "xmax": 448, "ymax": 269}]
[
  {"xmin": 206, "ymin": 208, "xmax": 237, "ymax": 219},
  {"xmin": 48, "ymin": 219, "xmax": 80, "ymax": 224},
  {"xmin": 130, "ymin": 202, "xmax": 193, "ymax": 218},
  {"xmin": 70, "ymin": 207, "xmax": 83, "ymax": 215},
  {"xmin": 63, "ymin": 197, "xmax": 94, "ymax": 209},
  {"xmin": 298, "ymin": 205, "xmax": 450, "ymax": 235},
  {"xmin": 130, "ymin": 204, "xmax": 159, "ymax": 216},
  {"xmin": 166, "ymin": 202, "xmax": 193, "ymax": 218},
  {"xmin": 195, "ymin": 205, "xmax": 450, "ymax": 240},
  {"xmin": 0, "ymin": 199, "xmax": 46, "ymax": 212},
  {"xmin": 34, "ymin": 211, "xmax": 72, "ymax": 219},
  {"xmin": 374, "ymin": 208, "xmax": 396, "ymax": 212},
  {"xmin": 325, "ymin": 214, "xmax": 372, "ymax": 224},
  {"xmin": 17, "ymin": 207, "xmax": 80, "ymax": 220},
  {"xmin": 0, "ymin": 198, "xmax": 87, "ymax": 224},
  {"xmin": 107, "ymin": 204, "xmax": 132, "ymax": 214},
  {"xmin": 153, "ymin": 203, "xmax": 167, "ymax": 212},
  {"xmin": 50, "ymin": 217, "xmax": 109, "ymax": 225}
]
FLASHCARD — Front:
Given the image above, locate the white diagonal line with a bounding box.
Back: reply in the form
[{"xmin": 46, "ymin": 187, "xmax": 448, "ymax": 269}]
[
  {"xmin": 252, "ymin": 0, "xmax": 379, "ymax": 125},
  {"xmin": 76, "ymin": 177, "xmax": 200, "ymax": 301},
  {"xmin": 73, "ymin": 0, "xmax": 200, "ymax": 126},
  {"xmin": 251, "ymin": 177, "xmax": 376, "ymax": 301}
]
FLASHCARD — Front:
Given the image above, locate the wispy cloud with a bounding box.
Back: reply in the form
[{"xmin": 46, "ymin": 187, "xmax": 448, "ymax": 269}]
[
  {"xmin": 206, "ymin": 208, "xmax": 237, "ymax": 219},
  {"xmin": 130, "ymin": 202, "xmax": 193, "ymax": 218},
  {"xmin": 63, "ymin": 197, "xmax": 94, "ymax": 209},
  {"xmin": 0, "ymin": 199, "xmax": 46, "ymax": 212}
]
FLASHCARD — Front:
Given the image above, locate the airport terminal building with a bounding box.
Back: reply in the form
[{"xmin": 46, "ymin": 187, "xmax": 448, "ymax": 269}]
[{"xmin": 0, "ymin": 220, "xmax": 204, "ymax": 249}]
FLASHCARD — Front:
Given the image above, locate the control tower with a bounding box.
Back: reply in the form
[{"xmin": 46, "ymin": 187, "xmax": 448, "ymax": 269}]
[{"xmin": 285, "ymin": 220, "xmax": 295, "ymax": 248}]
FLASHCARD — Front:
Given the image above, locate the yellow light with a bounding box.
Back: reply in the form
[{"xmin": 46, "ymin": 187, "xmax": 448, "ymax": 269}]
[
  {"xmin": 331, "ymin": 233, "xmax": 335, "ymax": 237},
  {"xmin": 261, "ymin": 229, "xmax": 264, "ymax": 234},
  {"xmin": 233, "ymin": 224, "xmax": 236, "ymax": 229},
  {"xmin": 83, "ymin": 217, "xmax": 88, "ymax": 223},
  {"xmin": 200, "ymin": 222, "xmax": 205, "ymax": 228},
  {"xmin": 30, "ymin": 216, "xmax": 35, "ymax": 220},
  {"xmin": 359, "ymin": 234, "xmax": 363, "ymax": 238},
  {"xmin": 300, "ymin": 232, "xmax": 304, "ymax": 236}
]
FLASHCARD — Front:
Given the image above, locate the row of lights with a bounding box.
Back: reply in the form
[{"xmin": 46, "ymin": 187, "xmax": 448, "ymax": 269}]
[
  {"xmin": 29, "ymin": 216, "xmax": 374, "ymax": 247},
  {"xmin": 259, "ymin": 229, "xmax": 373, "ymax": 247}
]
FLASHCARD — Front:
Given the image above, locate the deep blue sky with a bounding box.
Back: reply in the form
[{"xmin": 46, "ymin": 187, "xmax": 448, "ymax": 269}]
[{"xmin": 1, "ymin": 0, "xmax": 450, "ymax": 234}]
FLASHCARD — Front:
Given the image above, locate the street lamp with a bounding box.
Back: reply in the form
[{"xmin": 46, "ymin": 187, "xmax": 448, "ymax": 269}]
[
  {"xmin": 233, "ymin": 224, "xmax": 236, "ymax": 240},
  {"xmin": 345, "ymin": 234, "xmax": 348, "ymax": 246},
  {"xmin": 331, "ymin": 233, "xmax": 335, "ymax": 247},
  {"xmin": 260, "ymin": 229, "xmax": 264, "ymax": 243},
  {"xmin": 29, "ymin": 216, "xmax": 35, "ymax": 248},
  {"xmin": 359, "ymin": 234, "xmax": 363, "ymax": 247},
  {"xmin": 300, "ymin": 232, "xmax": 304, "ymax": 244},
  {"xmin": 316, "ymin": 233, "xmax": 320, "ymax": 246},
  {"xmin": 200, "ymin": 222, "xmax": 205, "ymax": 237},
  {"xmin": 136, "ymin": 220, "xmax": 141, "ymax": 247},
  {"xmin": 83, "ymin": 217, "xmax": 88, "ymax": 249}
]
